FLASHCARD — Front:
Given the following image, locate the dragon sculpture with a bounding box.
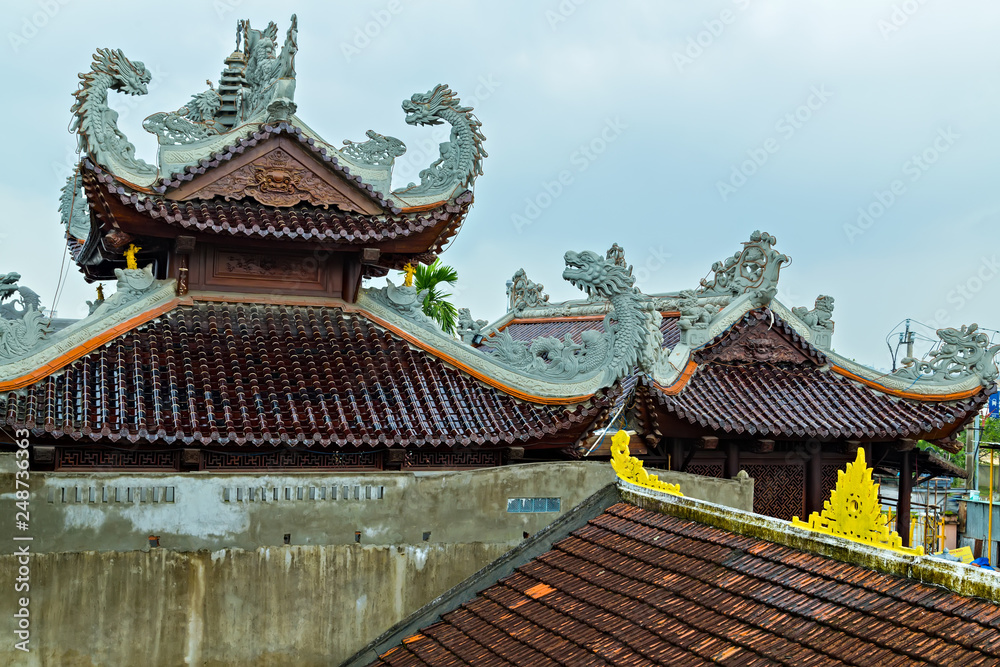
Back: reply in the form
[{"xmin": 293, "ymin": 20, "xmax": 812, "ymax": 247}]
[
  {"xmin": 0, "ymin": 274, "xmax": 50, "ymax": 361},
  {"xmin": 487, "ymin": 250, "xmax": 663, "ymax": 387},
  {"xmin": 240, "ymin": 15, "xmax": 298, "ymax": 122},
  {"xmin": 143, "ymin": 84, "xmax": 223, "ymax": 145},
  {"xmin": 70, "ymin": 48, "xmax": 158, "ymax": 183},
  {"xmin": 894, "ymin": 323, "xmax": 1000, "ymax": 386},
  {"xmin": 59, "ymin": 171, "xmax": 91, "ymax": 240},
  {"xmin": 507, "ymin": 269, "xmax": 549, "ymax": 313},
  {"xmin": 400, "ymin": 84, "xmax": 487, "ymax": 196}
]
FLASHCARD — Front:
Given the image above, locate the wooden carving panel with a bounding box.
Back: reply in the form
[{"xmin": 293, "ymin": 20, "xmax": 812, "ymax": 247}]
[
  {"xmin": 215, "ymin": 250, "xmax": 321, "ymax": 283},
  {"xmin": 701, "ymin": 321, "xmax": 813, "ymax": 365},
  {"xmin": 183, "ymin": 147, "xmax": 363, "ymax": 211}
]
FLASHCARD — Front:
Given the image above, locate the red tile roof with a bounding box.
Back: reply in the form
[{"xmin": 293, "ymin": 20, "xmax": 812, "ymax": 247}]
[
  {"xmin": 1, "ymin": 304, "xmax": 605, "ymax": 448},
  {"xmin": 649, "ymin": 311, "xmax": 985, "ymax": 443},
  {"xmin": 82, "ymin": 164, "xmax": 473, "ymax": 247},
  {"xmin": 370, "ymin": 502, "xmax": 1000, "ymax": 666}
]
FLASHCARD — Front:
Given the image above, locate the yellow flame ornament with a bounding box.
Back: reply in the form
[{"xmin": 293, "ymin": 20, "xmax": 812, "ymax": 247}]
[
  {"xmin": 610, "ymin": 429, "xmax": 682, "ymax": 496},
  {"xmin": 792, "ymin": 449, "xmax": 923, "ymax": 556}
]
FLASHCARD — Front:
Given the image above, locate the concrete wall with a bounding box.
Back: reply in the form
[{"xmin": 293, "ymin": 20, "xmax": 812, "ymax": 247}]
[
  {"xmin": 0, "ymin": 543, "xmax": 514, "ymax": 666},
  {"xmin": 0, "ymin": 459, "xmax": 617, "ymax": 554}
]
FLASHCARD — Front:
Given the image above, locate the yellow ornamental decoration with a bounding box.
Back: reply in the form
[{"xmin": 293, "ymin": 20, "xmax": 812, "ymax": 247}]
[
  {"xmin": 792, "ymin": 448, "xmax": 924, "ymax": 556},
  {"xmin": 124, "ymin": 243, "xmax": 142, "ymax": 270},
  {"xmin": 402, "ymin": 263, "xmax": 417, "ymax": 287},
  {"xmin": 610, "ymin": 429, "xmax": 682, "ymax": 497}
]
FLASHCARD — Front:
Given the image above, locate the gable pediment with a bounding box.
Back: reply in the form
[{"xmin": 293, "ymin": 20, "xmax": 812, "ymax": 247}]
[
  {"xmin": 164, "ymin": 137, "xmax": 384, "ymax": 215},
  {"xmin": 697, "ymin": 315, "xmax": 822, "ymax": 366}
]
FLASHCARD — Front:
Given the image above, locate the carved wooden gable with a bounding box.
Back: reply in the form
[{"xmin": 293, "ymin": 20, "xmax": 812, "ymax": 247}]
[
  {"xmin": 165, "ymin": 137, "xmax": 384, "ymax": 215},
  {"xmin": 698, "ymin": 317, "xmax": 818, "ymax": 366}
]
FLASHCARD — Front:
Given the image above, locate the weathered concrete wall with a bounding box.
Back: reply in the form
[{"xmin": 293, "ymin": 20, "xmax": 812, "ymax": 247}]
[
  {"xmin": 0, "ymin": 460, "xmax": 617, "ymax": 554},
  {"xmin": 0, "ymin": 458, "xmax": 750, "ymax": 555},
  {"xmin": 648, "ymin": 467, "xmax": 754, "ymax": 512},
  {"xmin": 0, "ymin": 543, "xmax": 514, "ymax": 666}
]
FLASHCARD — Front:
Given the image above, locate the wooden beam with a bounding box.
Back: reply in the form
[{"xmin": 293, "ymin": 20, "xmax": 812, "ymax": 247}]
[
  {"xmin": 806, "ymin": 446, "xmax": 823, "ymax": 516},
  {"xmin": 897, "ymin": 449, "xmax": 913, "ymax": 547},
  {"xmin": 895, "ymin": 439, "xmax": 917, "ymax": 452},
  {"xmin": 700, "ymin": 436, "xmax": 719, "ymax": 450},
  {"xmin": 755, "ymin": 439, "xmax": 775, "ymax": 453}
]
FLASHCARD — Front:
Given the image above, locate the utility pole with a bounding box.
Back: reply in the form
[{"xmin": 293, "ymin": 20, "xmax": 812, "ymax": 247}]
[{"xmin": 900, "ymin": 319, "xmax": 915, "ymax": 360}]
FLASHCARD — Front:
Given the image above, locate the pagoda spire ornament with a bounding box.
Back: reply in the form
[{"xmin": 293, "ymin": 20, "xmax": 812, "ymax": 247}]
[{"xmin": 792, "ymin": 449, "xmax": 924, "ymax": 556}]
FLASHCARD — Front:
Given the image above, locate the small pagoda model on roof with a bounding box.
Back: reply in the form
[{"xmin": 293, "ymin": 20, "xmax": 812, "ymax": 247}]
[{"xmin": 1, "ymin": 16, "xmax": 998, "ymax": 547}]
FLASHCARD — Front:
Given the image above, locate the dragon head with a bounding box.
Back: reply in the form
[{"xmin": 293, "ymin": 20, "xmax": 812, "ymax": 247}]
[
  {"xmin": 815, "ymin": 295, "xmax": 835, "ymax": 313},
  {"xmin": 99, "ymin": 48, "xmax": 151, "ymax": 96},
  {"xmin": 563, "ymin": 251, "xmax": 636, "ymax": 299},
  {"xmin": 402, "ymin": 84, "xmax": 463, "ymax": 126},
  {"xmin": 0, "ymin": 273, "xmax": 20, "ymax": 301}
]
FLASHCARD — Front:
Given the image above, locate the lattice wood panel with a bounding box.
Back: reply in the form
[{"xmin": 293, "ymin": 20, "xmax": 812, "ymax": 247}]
[
  {"xmin": 202, "ymin": 450, "xmax": 382, "ymax": 470},
  {"xmin": 56, "ymin": 449, "xmax": 179, "ymax": 471},
  {"xmin": 743, "ymin": 464, "xmax": 805, "ymax": 520},
  {"xmin": 404, "ymin": 450, "xmax": 501, "ymax": 469}
]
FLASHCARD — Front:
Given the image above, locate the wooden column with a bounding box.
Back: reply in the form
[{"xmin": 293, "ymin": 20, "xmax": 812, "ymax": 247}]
[
  {"xmin": 806, "ymin": 447, "xmax": 823, "ymax": 516},
  {"xmin": 897, "ymin": 449, "xmax": 913, "ymax": 547},
  {"xmin": 671, "ymin": 439, "xmax": 684, "ymax": 472},
  {"xmin": 724, "ymin": 441, "xmax": 740, "ymax": 479}
]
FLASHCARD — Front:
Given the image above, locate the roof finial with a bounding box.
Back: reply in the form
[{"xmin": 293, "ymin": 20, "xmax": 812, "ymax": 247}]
[
  {"xmin": 611, "ymin": 429, "xmax": 682, "ymax": 497},
  {"xmin": 792, "ymin": 448, "xmax": 923, "ymax": 555}
]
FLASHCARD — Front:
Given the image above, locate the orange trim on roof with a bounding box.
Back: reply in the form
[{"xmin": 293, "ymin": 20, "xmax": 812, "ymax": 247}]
[
  {"xmin": 494, "ymin": 311, "xmax": 681, "ymax": 335},
  {"xmin": 0, "ymin": 297, "xmax": 183, "ymax": 392},
  {"xmin": 830, "ymin": 365, "xmax": 985, "ymax": 402},
  {"xmin": 399, "ymin": 201, "xmax": 448, "ymax": 213},
  {"xmin": 650, "ymin": 360, "xmax": 699, "ymax": 396},
  {"xmin": 360, "ymin": 311, "xmax": 595, "ymax": 405}
]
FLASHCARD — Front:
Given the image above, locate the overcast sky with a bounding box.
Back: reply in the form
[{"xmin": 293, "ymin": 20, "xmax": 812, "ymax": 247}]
[{"xmin": 1, "ymin": 0, "xmax": 998, "ymax": 370}]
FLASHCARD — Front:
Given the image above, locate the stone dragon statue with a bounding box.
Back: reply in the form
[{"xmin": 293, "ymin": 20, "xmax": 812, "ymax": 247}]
[
  {"xmin": 70, "ymin": 48, "xmax": 158, "ymax": 183},
  {"xmin": 894, "ymin": 323, "xmax": 1000, "ymax": 386},
  {"xmin": 240, "ymin": 15, "xmax": 298, "ymax": 122},
  {"xmin": 697, "ymin": 230, "xmax": 789, "ymax": 301},
  {"xmin": 0, "ymin": 273, "xmax": 50, "ymax": 361},
  {"xmin": 400, "ymin": 84, "xmax": 487, "ymax": 196},
  {"xmin": 487, "ymin": 250, "xmax": 663, "ymax": 388},
  {"xmin": 59, "ymin": 171, "xmax": 91, "ymax": 240},
  {"xmin": 143, "ymin": 85, "xmax": 223, "ymax": 145},
  {"xmin": 342, "ymin": 130, "xmax": 407, "ymax": 166}
]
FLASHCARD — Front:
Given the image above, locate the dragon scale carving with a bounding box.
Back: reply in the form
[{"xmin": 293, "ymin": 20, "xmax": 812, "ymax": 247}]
[
  {"xmin": 70, "ymin": 48, "xmax": 158, "ymax": 182},
  {"xmin": 400, "ymin": 84, "xmax": 487, "ymax": 196},
  {"xmin": 488, "ymin": 250, "xmax": 664, "ymax": 388},
  {"xmin": 894, "ymin": 323, "xmax": 1000, "ymax": 386}
]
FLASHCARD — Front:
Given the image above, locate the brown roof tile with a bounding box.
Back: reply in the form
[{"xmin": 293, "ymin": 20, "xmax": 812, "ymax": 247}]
[
  {"xmin": 369, "ymin": 502, "xmax": 1000, "ymax": 666},
  {"xmin": 2, "ymin": 303, "xmax": 605, "ymax": 448}
]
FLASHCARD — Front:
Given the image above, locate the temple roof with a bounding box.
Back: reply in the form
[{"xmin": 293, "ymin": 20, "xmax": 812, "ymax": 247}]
[
  {"xmin": 61, "ymin": 16, "xmax": 488, "ymax": 278},
  {"xmin": 1, "ymin": 302, "xmax": 607, "ymax": 449},
  {"xmin": 354, "ymin": 491, "xmax": 1000, "ymax": 666}
]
